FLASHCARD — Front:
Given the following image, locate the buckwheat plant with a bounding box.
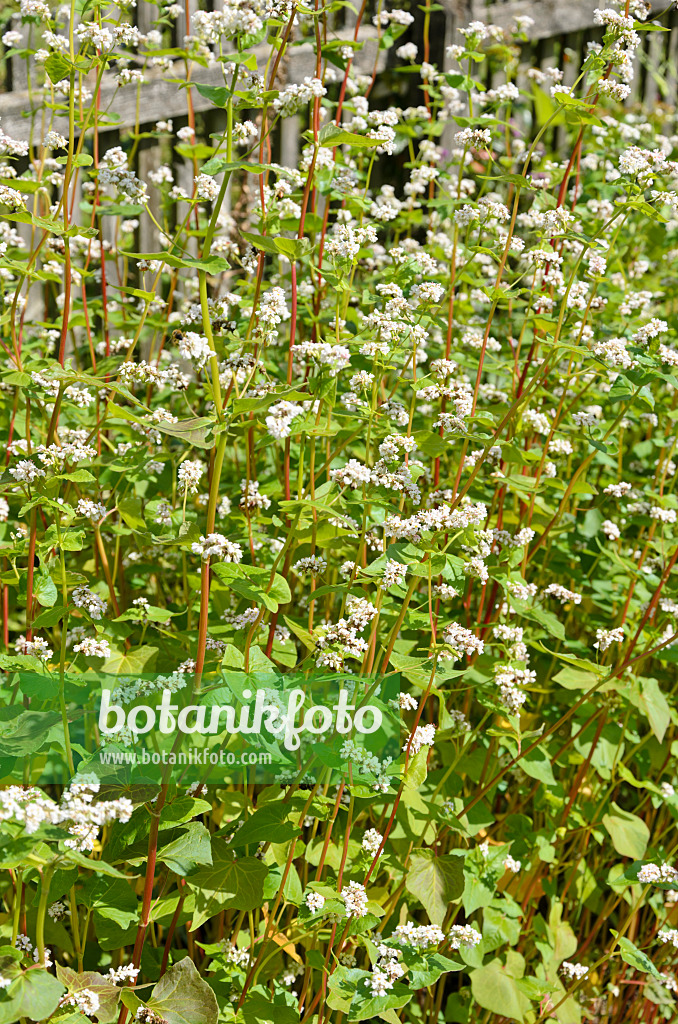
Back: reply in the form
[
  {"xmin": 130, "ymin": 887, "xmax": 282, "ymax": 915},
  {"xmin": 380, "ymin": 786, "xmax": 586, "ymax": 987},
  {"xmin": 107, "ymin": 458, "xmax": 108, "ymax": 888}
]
[{"xmin": 1, "ymin": 0, "xmax": 678, "ymax": 1021}]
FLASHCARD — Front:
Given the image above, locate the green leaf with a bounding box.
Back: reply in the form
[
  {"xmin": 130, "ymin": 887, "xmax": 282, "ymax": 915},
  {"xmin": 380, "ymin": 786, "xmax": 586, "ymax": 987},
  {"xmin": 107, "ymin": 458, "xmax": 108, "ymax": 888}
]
[
  {"xmin": 637, "ymin": 678, "xmax": 670, "ymax": 743},
  {"xmin": 34, "ymin": 572, "xmax": 58, "ymax": 608},
  {"xmin": 242, "ymin": 992, "xmax": 299, "ymax": 1024},
  {"xmin": 470, "ymin": 960, "xmax": 531, "ymax": 1023},
  {"xmin": 117, "ymin": 496, "xmax": 146, "ymax": 532},
  {"xmin": 61, "ymin": 850, "xmax": 128, "ymax": 878},
  {"xmin": 318, "ymin": 124, "xmax": 381, "ymax": 148},
  {"xmin": 520, "ymin": 748, "xmax": 556, "ymax": 787},
  {"xmin": 45, "ymin": 53, "xmax": 72, "ymax": 82},
  {"xmin": 186, "ymin": 847, "xmax": 268, "ymax": 930},
  {"xmin": 273, "ymin": 236, "xmax": 312, "ymax": 260},
  {"xmin": 102, "ymin": 645, "xmax": 158, "ymax": 675},
  {"xmin": 212, "ymin": 564, "xmax": 290, "ymax": 612},
  {"xmin": 5, "ymin": 969, "xmax": 65, "ymax": 1023},
  {"xmin": 80, "ymin": 875, "xmax": 139, "ymax": 930},
  {"xmin": 240, "ymin": 230, "xmax": 279, "ymax": 255},
  {"xmin": 617, "ymin": 936, "xmax": 662, "ymax": 979},
  {"xmin": 157, "ymin": 822, "xmax": 213, "ymax": 875},
  {"xmin": 602, "ymin": 805, "xmax": 650, "ymax": 860},
  {"xmin": 146, "ymin": 957, "xmax": 218, "ymax": 1024},
  {"xmin": 194, "ymin": 82, "xmax": 230, "ymax": 106},
  {"xmin": 404, "ymin": 850, "xmax": 464, "ymax": 925},
  {"xmin": 227, "ymin": 803, "xmax": 300, "ymax": 849},
  {"xmin": 122, "ymin": 251, "xmax": 229, "ymax": 275}
]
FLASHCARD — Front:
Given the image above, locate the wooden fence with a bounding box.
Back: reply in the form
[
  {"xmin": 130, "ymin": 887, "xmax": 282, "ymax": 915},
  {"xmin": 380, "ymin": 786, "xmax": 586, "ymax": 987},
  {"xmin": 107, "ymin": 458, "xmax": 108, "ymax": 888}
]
[{"xmin": 0, "ymin": 0, "xmax": 676, "ymax": 253}]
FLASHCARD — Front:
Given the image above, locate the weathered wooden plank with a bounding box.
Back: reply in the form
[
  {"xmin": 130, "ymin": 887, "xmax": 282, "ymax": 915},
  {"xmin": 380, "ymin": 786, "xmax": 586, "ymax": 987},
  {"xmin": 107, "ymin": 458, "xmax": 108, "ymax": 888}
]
[
  {"xmin": 459, "ymin": 0, "xmax": 666, "ymax": 40},
  {"xmin": 0, "ymin": 26, "xmax": 385, "ymax": 142}
]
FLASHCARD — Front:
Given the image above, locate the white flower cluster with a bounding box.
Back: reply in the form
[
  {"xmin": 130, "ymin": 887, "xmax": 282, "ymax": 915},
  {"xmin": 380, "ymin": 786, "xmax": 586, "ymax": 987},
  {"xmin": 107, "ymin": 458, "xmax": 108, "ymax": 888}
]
[
  {"xmin": 637, "ymin": 863, "xmax": 678, "ymax": 884},
  {"xmin": 392, "ymin": 922, "xmax": 446, "ymax": 948},
  {"xmin": 0, "ymin": 780, "xmax": 132, "ymax": 851},
  {"xmin": 594, "ymin": 626, "xmax": 624, "ymax": 651},
  {"xmin": 560, "ymin": 961, "xmax": 589, "ymax": 980},
  {"xmin": 442, "ymin": 622, "xmax": 484, "ymax": 659},
  {"xmin": 191, "ymin": 534, "xmax": 244, "ymax": 562},
  {"xmin": 304, "ymin": 891, "xmax": 326, "ymax": 913},
  {"xmin": 340, "ymin": 739, "xmax": 393, "ymax": 793},
  {"xmin": 403, "ymin": 724, "xmax": 436, "ymax": 755},
  {"xmin": 341, "ymin": 880, "xmax": 368, "ymax": 918}
]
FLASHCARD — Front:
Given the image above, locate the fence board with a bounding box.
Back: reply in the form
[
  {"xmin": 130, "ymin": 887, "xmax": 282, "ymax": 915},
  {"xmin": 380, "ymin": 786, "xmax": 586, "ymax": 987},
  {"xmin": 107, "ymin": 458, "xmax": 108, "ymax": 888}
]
[
  {"xmin": 0, "ymin": 26, "xmax": 385, "ymax": 142},
  {"xmin": 467, "ymin": 0, "xmax": 666, "ymax": 38}
]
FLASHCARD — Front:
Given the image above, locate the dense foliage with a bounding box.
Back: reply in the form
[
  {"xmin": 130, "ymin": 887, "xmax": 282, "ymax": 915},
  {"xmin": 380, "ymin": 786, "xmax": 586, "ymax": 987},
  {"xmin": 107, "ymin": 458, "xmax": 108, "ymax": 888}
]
[{"xmin": 1, "ymin": 0, "xmax": 678, "ymax": 1022}]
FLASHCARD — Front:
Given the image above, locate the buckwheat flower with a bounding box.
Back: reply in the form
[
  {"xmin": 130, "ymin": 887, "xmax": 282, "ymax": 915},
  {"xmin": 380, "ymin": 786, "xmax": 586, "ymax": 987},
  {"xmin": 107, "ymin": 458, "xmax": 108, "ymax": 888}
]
[
  {"xmin": 397, "ymin": 692, "xmax": 418, "ymax": 711},
  {"xmin": 448, "ymin": 925, "xmax": 482, "ymax": 949},
  {"xmin": 177, "ymin": 331, "xmax": 215, "ymax": 368},
  {"xmin": 115, "ymin": 68, "xmax": 145, "ymax": 87},
  {"xmin": 15, "ymin": 636, "xmax": 52, "ymax": 662},
  {"xmin": 373, "ymin": 9, "xmax": 415, "ymax": 26},
  {"xmin": 331, "ymin": 460, "xmax": 372, "ymax": 489},
  {"xmin": 463, "ymin": 557, "xmax": 489, "ymax": 584},
  {"xmin": 9, "ymin": 459, "xmax": 45, "ymax": 483},
  {"xmin": 107, "ymin": 965, "xmax": 140, "ymax": 984},
  {"xmin": 72, "ymin": 586, "xmax": 107, "ymax": 620},
  {"xmin": 178, "ymin": 460, "xmax": 203, "ymax": 494},
  {"xmin": 651, "ymin": 507, "xmax": 678, "ymax": 524},
  {"xmin": 560, "ymin": 961, "xmax": 589, "ymax": 980},
  {"xmin": 75, "ymin": 499, "xmax": 107, "ymax": 522},
  {"xmin": 362, "ymin": 828, "xmax": 383, "ymax": 855},
  {"xmin": 265, "ymin": 401, "xmax": 303, "ymax": 440},
  {"xmin": 383, "ymin": 560, "xmax": 407, "ymax": 589},
  {"xmin": 455, "ymin": 127, "xmax": 492, "ymax": 148},
  {"xmin": 232, "ymin": 120, "xmax": 257, "ymax": 144},
  {"xmin": 368, "ymin": 125, "xmax": 396, "ymax": 155},
  {"xmin": 34, "ymin": 945, "xmax": 52, "ymax": 968},
  {"xmin": 403, "ymin": 723, "xmax": 436, "ymax": 755},
  {"xmin": 44, "ymin": 131, "xmax": 67, "ymax": 150},
  {"xmin": 661, "ymin": 782, "xmax": 675, "ymax": 798},
  {"xmin": 240, "ymin": 479, "xmax": 271, "ymax": 511},
  {"xmin": 543, "ymin": 584, "xmax": 582, "ymax": 605},
  {"xmin": 73, "ymin": 637, "xmax": 111, "ymax": 659},
  {"xmin": 396, "ymin": 42, "xmax": 418, "ymax": 61},
  {"xmin": 366, "ymin": 969, "xmax": 397, "ymax": 996},
  {"xmin": 305, "ymin": 891, "xmax": 325, "ymax": 913},
  {"xmin": 504, "ymin": 855, "xmax": 522, "ymax": 873},
  {"xmin": 48, "ymin": 901, "xmax": 67, "ymax": 920},
  {"xmin": 0, "ymin": 976, "xmax": 10, "ymax": 989},
  {"xmin": 349, "ymin": 370, "xmax": 374, "ymax": 391},
  {"xmin": 191, "ymin": 534, "xmax": 243, "ymax": 563},
  {"xmin": 594, "ymin": 337, "xmax": 634, "ymax": 369},
  {"xmin": 594, "ymin": 626, "xmax": 624, "ymax": 651},
  {"xmin": 293, "ymin": 555, "xmax": 327, "ymax": 577},
  {"xmin": 135, "ymin": 1010, "xmax": 171, "ymax": 1024},
  {"xmin": 659, "ymin": 928, "xmax": 678, "ymax": 949},
  {"xmin": 20, "ymin": 0, "xmax": 50, "ymax": 16},
  {"xmin": 640, "ymin": 863, "xmax": 678, "ymax": 883},
  {"xmin": 448, "ymin": 710, "xmax": 471, "ymax": 734},
  {"xmin": 442, "ymin": 622, "xmax": 484, "ymax": 658},
  {"xmin": 154, "ymin": 500, "xmax": 173, "ymax": 526},
  {"xmin": 602, "ymin": 519, "xmax": 621, "ymax": 540},
  {"xmin": 194, "ymin": 173, "xmax": 219, "ymax": 201},
  {"xmin": 393, "ymin": 922, "xmax": 445, "ymax": 948},
  {"xmin": 453, "ymin": 204, "xmax": 480, "ymax": 226},
  {"xmin": 341, "ymin": 880, "xmax": 368, "ymax": 918},
  {"xmin": 66, "ymin": 990, "xmax": 100, "ymax": 1017}
]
